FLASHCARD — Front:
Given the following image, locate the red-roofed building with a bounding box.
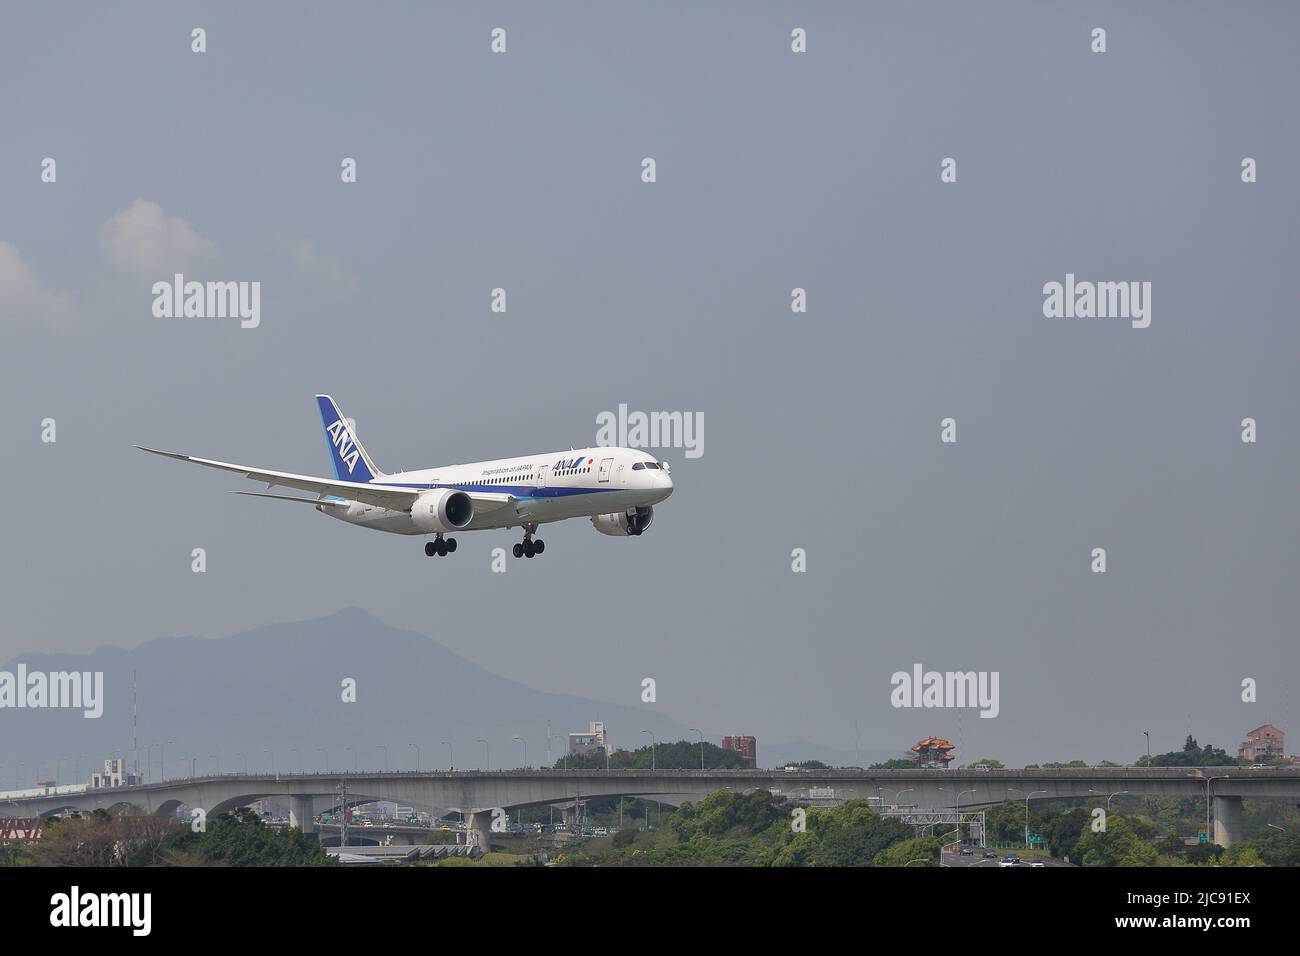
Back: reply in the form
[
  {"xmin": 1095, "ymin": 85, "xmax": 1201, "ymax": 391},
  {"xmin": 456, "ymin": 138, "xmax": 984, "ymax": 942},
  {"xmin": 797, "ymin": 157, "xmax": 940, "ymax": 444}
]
[{"xmin": 1238, "ymin": 724, "xmax": 1285, "ymax": 763}]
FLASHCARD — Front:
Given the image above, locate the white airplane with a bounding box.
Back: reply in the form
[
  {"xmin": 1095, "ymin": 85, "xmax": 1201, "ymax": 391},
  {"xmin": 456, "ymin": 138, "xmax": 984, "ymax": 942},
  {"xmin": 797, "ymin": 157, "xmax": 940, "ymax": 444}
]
[{"xmin": 138, "ymin": 395, "xmax": 673, "ymax": 558}]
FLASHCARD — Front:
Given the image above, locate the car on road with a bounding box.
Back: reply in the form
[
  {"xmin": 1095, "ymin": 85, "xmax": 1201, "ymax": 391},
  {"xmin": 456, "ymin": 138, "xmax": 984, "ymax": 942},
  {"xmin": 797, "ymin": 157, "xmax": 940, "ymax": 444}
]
[
  {"xmin": 1030, "ymin": 860, "xmax": 1046, "ymax": 867},
  {"xmin": 998, "ymin": 857, "xmax": 1017, "ymax": 867},
  {"xmin": 983, "ymin": 850, "xmax": 999, "ymax": 858},
  {"xmin": 959, "ymin": 847, "xmax": 974, "ymax": 855}
]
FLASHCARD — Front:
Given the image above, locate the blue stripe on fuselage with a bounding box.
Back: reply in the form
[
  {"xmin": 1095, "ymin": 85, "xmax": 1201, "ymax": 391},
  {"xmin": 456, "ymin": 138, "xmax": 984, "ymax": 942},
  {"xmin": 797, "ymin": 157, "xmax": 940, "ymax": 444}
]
[{"xmin": 383, "ymin": 482, "xmax": 616, "ymax": 499}]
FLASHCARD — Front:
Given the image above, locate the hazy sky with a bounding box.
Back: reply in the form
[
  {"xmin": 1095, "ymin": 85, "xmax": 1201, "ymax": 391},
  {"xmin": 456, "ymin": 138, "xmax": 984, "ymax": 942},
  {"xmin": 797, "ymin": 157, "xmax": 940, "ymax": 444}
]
[{"xmin": 2, "ymin": 2, "xmax": 1298, "ymax": 766}]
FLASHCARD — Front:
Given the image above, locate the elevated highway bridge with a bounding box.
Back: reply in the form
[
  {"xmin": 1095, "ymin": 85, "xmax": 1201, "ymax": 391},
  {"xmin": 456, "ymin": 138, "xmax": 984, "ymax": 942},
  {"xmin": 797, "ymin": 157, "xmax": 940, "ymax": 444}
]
[{"xmin": 6, "ymin": 767, "xmax": 1296, "ymax": 847}]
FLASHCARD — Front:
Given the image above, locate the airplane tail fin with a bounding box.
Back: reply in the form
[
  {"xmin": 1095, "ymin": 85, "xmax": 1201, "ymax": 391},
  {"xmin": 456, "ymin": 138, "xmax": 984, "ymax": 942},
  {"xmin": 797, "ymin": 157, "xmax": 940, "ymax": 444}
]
[{"xmin": 315, "ymin": 395, "xmax": 381, "ymax": 483}]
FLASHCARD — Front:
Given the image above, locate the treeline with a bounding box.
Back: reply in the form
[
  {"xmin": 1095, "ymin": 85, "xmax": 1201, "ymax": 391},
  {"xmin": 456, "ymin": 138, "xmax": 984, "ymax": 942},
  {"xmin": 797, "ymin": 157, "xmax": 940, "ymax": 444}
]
[
  {"xmin": 546, "ymin": 790, "xmax": 1300, "ymax": 867},
  {"xmin": 553, "ymin": 790, "xmax": 941, "ymax": 867},
  {"xmin": 2, "ymin": 808, "xmax": 335, "ymax": 867},
  {"xmin": 551, "ymin": 740, "xmax": 748, "ymax": 771}
]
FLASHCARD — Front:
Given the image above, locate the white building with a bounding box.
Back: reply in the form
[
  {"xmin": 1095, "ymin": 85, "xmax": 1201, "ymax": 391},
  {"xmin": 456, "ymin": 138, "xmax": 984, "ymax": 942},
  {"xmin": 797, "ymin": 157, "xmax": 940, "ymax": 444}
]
[
  {"xmin": 90, "ymin": 758, "xmax": 140, "ymax": 789},
  {"xmin": 568, "ymin": 721, "xmax": 612, "ymax": 757}
]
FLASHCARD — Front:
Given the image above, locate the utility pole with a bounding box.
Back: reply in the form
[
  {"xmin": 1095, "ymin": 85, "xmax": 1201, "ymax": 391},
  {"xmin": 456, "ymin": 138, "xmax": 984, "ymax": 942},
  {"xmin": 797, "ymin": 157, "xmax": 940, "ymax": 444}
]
[{"xmin": 338, "ymin": 775, "xmax": 349, "ymax": 848}]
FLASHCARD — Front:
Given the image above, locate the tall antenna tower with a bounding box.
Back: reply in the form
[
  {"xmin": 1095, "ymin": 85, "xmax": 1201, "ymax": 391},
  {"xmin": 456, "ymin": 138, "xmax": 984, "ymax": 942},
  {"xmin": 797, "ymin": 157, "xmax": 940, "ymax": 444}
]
[{"xmin": 132, "ymin": 669, "xmax": 139, "ymax": 780}]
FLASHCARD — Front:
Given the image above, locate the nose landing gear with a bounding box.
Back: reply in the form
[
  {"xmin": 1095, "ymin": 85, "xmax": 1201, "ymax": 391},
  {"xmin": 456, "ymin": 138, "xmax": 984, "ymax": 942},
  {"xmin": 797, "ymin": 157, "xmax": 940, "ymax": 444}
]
[{"xmin": 424, "ymin": 535, "xmax": 457, "ymax": 557}]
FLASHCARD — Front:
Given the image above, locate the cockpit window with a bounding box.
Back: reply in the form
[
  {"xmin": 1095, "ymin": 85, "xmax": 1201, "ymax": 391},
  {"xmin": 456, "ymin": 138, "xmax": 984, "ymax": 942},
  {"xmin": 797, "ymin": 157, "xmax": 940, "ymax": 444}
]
[
  {"xmin": 631, "ymin": 462, "xmax": 644, "ymax": 470},
  {"xmin": 644, "ymin": 462, "xmax": 660, "ymax": 469}
]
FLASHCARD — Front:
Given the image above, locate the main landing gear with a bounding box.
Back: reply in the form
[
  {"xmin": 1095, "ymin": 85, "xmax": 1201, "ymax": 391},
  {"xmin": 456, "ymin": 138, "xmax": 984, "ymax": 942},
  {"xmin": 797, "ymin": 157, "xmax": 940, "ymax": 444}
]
[
  {"xmin": 424, "ymin": 535, "xmax": 457, "ymax": 557},
  {"xmin": 512, "ymin": 523, "xmax": 545, "ymax": 559}
]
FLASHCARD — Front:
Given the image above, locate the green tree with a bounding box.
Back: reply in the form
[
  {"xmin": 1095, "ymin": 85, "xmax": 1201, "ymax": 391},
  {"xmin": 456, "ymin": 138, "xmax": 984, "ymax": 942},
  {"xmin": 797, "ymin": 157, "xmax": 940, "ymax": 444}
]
[
  {"xmin": 804, "ymin": 800, "xmax": 913, "ymax": 867},
  {"xmin": 553, "ymin": 741, "xmax": 746, "ymax": 771},
  {"xmin": 874, "ymin": 836, "xmax": 942, "ymax": 867},
  {"xmin": 1145, "ymin": 743, "xmax": 1239, "ymax": 768},
  {"xmin": 187, "ymin": 809, "xmax": 336, "ymax": 866},
  {"xmin": 1044, "ymin": 807, "xmax": 1089, "ymax": 860},
  {"xmin": 671, "ymin": 788, "xmax": 787, "ymax": 842},
  {"xmin": 1253, "ymin": 829, "xmax": 1300, "ymax": 867},
  {"xmin": 1076, "ymin": 816, "xmax": 1158, "ymax": 867},
  {"xmin": 984, "ymin": 800, "xmax": 1029, "ymax": 844}
]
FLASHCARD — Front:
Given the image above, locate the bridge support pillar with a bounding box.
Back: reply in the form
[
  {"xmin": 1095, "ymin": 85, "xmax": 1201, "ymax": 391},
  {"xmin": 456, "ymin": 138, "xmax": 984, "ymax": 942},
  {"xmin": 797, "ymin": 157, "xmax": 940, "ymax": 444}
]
[
  {"xmin": 289, "ymin": 796, "xmax": 317, "ymax": 836},
  {"xmin": 465, "ymin": 810, "xmax": 493, "ymax": 852},
  {"xmin": 1213, "ymin": 795, "xmax": 1244, "ymax": 847}
]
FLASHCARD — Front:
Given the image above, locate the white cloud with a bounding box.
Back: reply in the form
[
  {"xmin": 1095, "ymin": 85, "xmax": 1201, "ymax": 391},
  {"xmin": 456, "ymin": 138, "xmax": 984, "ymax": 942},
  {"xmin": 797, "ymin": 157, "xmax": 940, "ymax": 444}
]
[
  {"xmin": 0, "ymin": 241, "xmax": 78, "ymax": 329},
  {"xmin": 101, "ymin": 198, "xmax": 216, "ymax": 278}
]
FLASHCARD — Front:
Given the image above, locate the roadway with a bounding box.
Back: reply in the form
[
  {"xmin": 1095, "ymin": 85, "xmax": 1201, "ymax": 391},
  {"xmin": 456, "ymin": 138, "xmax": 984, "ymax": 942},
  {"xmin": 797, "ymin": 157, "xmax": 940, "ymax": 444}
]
[{"xmin": 5, "ymin": 766, "xmax": 1295, "ymax": 848}]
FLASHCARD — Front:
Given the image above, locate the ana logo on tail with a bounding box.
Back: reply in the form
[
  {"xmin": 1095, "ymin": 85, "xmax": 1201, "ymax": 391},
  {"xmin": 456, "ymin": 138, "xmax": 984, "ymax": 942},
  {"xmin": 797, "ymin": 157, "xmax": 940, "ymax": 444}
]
[{"xmin": 326, "ymin": 419, "xmax": 361, "ymax": 475}]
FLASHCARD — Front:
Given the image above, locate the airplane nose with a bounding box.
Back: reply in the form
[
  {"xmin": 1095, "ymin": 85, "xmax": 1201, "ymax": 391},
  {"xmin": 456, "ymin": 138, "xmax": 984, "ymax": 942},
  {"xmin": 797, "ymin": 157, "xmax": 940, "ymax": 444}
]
[{"xmin": 656, "ymin": 470, "xmax": 673, "ymax": 496}]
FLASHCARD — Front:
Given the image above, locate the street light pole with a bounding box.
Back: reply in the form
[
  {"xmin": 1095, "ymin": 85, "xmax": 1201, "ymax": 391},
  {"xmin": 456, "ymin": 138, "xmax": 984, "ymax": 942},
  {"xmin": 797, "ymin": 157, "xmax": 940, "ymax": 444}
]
[
  {"xmin": 513, "ymin": 735, "xmax": 528, "ymax": 769},
  {"xmin": 476, "ymin": 738, "xmax": 490, "ymax": 771},
  {"xmin": 1204, "ymin": 775, "xmax": 1231, "ymax": 844},
  {"xmin": 642, "ymin": 730, "xmax": 656, "ymax": 770},
  {"xmin": 1009, "ymin": 788, "xmax": 1047, "ymax": 849},
  {"xmin": 690, "ymin": 728, "xmax": 705, "ymax": 770},
  {"xmin": 941, "ymin": 788, "xmax": 977, "ymax": 846}
]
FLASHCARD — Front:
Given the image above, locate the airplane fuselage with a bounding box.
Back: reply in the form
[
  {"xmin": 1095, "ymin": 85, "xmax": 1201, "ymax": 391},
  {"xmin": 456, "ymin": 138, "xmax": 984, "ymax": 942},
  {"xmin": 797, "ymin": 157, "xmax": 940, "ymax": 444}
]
[{"xmin": 322, "ymin": 446, "xmax": 673, "ymax": 535}]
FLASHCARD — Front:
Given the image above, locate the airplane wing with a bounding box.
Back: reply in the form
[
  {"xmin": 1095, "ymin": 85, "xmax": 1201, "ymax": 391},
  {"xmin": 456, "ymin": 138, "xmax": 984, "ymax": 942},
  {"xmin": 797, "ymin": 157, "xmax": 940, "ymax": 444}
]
[
  {"xmin": 234, "ymin": 491, "xmax": 351, "ymax": 508},
  {"xmin": 137, "ymin": 446, "xmax": 420, "ymax": 510},
  {"xmin": 140, "ymin": 446, "xmax": 524, "ymax": 516}
]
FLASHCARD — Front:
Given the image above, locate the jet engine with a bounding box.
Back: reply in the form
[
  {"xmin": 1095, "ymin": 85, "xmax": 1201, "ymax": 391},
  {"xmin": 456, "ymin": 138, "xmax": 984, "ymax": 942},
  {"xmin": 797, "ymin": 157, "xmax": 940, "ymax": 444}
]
[
  {"xmin": 410, "ymin": 489, "xmax": 474, "ymax": 533},
  {"xmin": 591, "ymin": 506, "xmax": 654, "ymax": 536}
]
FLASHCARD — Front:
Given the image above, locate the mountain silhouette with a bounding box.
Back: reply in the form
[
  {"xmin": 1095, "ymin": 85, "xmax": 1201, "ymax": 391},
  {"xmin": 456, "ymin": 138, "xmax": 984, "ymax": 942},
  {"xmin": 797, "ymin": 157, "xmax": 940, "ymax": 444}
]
[{"xmin": 0, "ymin": 608, "xmax": 880, "ymax": 786}]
